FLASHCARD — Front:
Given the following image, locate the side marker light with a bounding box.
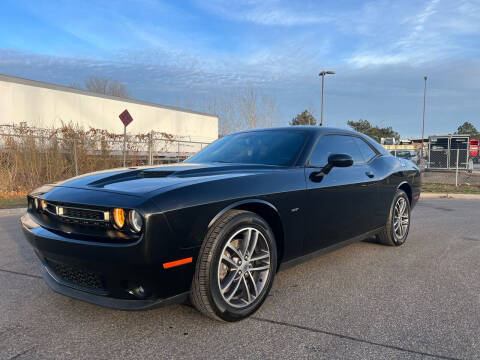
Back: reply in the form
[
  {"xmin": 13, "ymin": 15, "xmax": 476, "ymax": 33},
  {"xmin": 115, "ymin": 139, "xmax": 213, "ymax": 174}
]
[{"xmin": 163, "ymin": 257, "xmax": 193, "ymax": 269}]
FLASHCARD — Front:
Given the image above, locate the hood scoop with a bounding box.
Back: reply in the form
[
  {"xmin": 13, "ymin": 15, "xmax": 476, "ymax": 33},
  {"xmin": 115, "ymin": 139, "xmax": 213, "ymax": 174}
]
[
  {"xmin": 87, "ymin": 169, "xmax": 175, "ymax": 188},
  {"xmin": 140, "ymin": 170, "xmax": 175, "ymax": 178}
]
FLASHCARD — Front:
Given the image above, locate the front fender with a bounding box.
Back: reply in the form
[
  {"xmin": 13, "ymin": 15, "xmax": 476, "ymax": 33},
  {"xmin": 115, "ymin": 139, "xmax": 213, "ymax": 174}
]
[{"xmin": 207, "ymin": 199, "xmax": 279, "ymax": 228}]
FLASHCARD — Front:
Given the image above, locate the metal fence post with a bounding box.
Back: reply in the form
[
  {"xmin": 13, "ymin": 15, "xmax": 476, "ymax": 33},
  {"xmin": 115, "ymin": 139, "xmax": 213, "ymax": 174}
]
[
  {"xmin": 427, "ymin": 141, "xmax": 430, "ymax": 169},
  {"xmin": 148, "ymin": 131, "xmax": 153, "ymax": 166},
  {"xmin": 123, "ymin": 125, "xmax": 127, "ymax": 167},
  {"xmin": 447, "ymin": 138, "xmax": 451, "ymax": 169},
  {"xmin": 73, "ymin": 138, "xmax": 78, "ymax": 176},
  {"xmin": 455, "ymin": 148, "xmax": 459, "ymax": 187}
]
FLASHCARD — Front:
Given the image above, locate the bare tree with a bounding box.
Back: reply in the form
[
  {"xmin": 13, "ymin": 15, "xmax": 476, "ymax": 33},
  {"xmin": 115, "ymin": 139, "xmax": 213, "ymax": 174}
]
[
  {"xmin": 68, "ymin": 81, "xmax": 83, "ymax": 90},
  {"xmin": 172, "ymin": 88, "xmax": 277, "ymax": 137},
  {"xmin": 107, "ymin": 80, "xmax": 129, "ymax": 98},
  {"xmin": 85, "ymin": 77, "xmax": 108, "ymax": 94},
  {"xmin": 261, "ymin": 95, "xmax": 276, "ymax": 128},
  {"xmin": 240, "ymin": 88, "xmax": 259, "ymax": 129},
  {"xmin": 202, "ymin": 88, "xmax": 277, "ymax": 136},
  {"xmin": 84, "ymin": 77, "xmax": 129, "ymax": 98}
]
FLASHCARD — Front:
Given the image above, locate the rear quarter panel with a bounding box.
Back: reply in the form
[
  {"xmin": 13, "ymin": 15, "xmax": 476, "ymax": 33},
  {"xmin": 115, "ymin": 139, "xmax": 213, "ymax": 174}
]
[{"xmin": 374, "ymin": 155, "xmax": 420, "ymax": 227}]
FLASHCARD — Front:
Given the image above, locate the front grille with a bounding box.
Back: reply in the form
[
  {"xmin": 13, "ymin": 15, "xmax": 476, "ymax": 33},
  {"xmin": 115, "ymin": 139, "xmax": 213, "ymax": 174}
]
[
  {"xmin": 63, "ymin": 207, "xmax": 105, "ymax": 221},
  {"xmin": 41, "ymin": 201, "xmax": 110, "ymax": 228},
  {"xmin": 58, "ymin": 216, "xmax": 110, "ymax": 227},
  {"xmin": 46, "ymin": 259, "xmax": 105, "ymax": 291},
  {"xmin": 46, "ymin": 203, "xmax": 56, "ymax": 214}
]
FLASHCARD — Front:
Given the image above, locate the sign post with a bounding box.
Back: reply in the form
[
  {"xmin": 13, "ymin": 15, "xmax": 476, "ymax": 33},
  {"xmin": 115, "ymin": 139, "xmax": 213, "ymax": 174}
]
[{"xmin": 119, "ymin": 109, "xmax": 134, "ymax": 167}]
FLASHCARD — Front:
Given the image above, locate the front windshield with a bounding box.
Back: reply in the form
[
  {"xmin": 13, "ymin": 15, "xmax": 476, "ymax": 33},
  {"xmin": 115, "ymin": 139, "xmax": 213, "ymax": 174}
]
[{"xmin": 186, "ymin": 130, "xmax": 308, "ymax": 166}]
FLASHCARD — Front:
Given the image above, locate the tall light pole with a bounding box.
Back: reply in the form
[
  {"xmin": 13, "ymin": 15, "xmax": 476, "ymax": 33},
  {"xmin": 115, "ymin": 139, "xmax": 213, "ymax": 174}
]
[
  {"xmin": 319, "ymin": 70, "xmax": 335, "ymax": 126},
  {"xmin": 421, "ymin": 76, "xmax": 427, "ymax": 164}
]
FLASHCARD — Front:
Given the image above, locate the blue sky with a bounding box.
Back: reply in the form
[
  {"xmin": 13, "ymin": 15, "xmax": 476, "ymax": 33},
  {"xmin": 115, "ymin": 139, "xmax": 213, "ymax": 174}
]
[{"xmin": 1, "ymin": 0, "xmax": 479, "ymax": 137}]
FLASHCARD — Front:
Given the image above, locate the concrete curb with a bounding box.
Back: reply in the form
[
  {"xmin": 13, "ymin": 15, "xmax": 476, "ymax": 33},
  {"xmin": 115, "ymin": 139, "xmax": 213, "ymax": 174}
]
[
  {"xmin": 0, "ymin": 208, "xmax": 27, "ymax": 217},
  {"xmin": 421, "ymin": 193, "xmax": 480, "ymax": 200}
]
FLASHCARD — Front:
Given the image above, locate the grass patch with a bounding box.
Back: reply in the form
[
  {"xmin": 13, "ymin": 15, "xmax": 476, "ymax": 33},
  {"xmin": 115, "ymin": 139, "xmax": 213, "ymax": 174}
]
[
  {"xmin": 422, "ymin": 183, "xmax": 480, "ymax": 194},
  {"xmin": 0, "ymin": 191, "xmax": 28, "ymax": 209},
  {"xmin": 0, "ymin": 196, "xmax": 28, "ymax": 209}
]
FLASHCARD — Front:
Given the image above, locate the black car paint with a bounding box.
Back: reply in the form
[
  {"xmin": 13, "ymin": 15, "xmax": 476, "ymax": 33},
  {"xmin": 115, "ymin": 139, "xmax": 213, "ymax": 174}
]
[{"xmin": 21, "ymin": 127, "xmax": 421, "ymax": 309}]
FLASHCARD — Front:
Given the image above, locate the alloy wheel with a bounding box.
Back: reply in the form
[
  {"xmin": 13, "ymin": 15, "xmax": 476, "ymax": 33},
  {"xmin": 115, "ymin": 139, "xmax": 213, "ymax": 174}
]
[
  {"xmin": 217, "ymin": 227, "xmax": 271, "ymax": 308},
  {"xmin": 393, "ymin": 197, "xmax": 409, "ymax": 242}
]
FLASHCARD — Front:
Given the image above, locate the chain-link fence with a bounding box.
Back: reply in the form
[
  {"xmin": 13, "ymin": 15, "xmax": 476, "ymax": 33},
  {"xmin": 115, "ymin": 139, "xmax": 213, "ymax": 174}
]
[
  {"xmin": 385, "ymin": 141, "xmax": 479, "ymax": 190},
  {"xmin": 428, "ymin": 135, "xmax": 470, "ymax": 170},
  {"xmin": 0, "ymin": 125, "xmax": 211, "ymax": 193},
  {"xmin": 424, "ymin": 136, "xmax": 478, "ymax": 190},
  {"xmin": 428, "ymin": 148, "xmax": 471, "ymax": 170},
  {"xmin": 421, "ymin": 169, "xmax": 480, "ymax": 191}
]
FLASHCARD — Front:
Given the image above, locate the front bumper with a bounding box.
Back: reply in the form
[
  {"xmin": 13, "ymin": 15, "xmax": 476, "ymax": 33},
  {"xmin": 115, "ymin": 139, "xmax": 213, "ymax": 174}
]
[
  {"xmin": 42, "ymin": 266, "xmax": 188, "ymax": 310},
  {"xmin": 21, "ymin": 212, "xmax": 195, "ymax": 310}
]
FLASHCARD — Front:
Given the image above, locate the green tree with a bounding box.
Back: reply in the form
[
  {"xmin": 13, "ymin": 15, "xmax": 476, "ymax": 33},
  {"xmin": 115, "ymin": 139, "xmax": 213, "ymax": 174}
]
[
  {"xmin": 290, "ymin": 110, "xmax": 316, "ymax": 126},
  {"xmin": 347, "ymin": 119, "xmax": 400, "ymax": 143},
  {"xmin": 455, "ymin": 122, "xmax": 479, "ymax": 137},
  {"xmin": 347, "ymin": 119, "xmax": 370, "ymax": 133}
]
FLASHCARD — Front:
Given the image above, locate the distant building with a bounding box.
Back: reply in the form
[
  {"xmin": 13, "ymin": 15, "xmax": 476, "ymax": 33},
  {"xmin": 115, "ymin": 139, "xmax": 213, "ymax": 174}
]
[{"xmin": 0, "ymin": 74, "xmax": 218, "ymax": 143}]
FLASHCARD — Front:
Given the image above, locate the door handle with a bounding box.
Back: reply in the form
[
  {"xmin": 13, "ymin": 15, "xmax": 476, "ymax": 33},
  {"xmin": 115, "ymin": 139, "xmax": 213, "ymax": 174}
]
[{"xmin": 365, "ymin": 171, "xmax": 375, "ymax": 178}]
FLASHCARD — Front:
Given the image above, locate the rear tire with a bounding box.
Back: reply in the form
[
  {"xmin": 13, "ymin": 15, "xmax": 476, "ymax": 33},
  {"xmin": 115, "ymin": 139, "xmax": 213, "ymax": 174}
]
[
  {"xmin": 191, "ymin": 210, "xmax": 277, "ymax": 322},
  {"xmin": 377, "ymin": 189, "xmax": 411, "ymax": 246}
]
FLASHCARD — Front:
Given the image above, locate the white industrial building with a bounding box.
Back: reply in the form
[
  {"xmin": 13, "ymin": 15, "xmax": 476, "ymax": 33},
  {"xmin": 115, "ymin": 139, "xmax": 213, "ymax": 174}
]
[{"xmin": 0, "ymin": 74, "xmax": 218, "ymax": 143}]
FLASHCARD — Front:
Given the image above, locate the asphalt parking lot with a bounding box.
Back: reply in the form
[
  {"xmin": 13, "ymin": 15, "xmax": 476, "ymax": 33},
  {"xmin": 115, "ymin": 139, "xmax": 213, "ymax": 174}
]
[{"xmin": 1, "ymin": 198, "xmax": 479, "ymax": 360}]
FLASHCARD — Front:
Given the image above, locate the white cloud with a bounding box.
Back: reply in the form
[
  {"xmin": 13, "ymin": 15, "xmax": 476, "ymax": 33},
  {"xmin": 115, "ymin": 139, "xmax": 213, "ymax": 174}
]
[
  {"xmin": 346, "ymin": 0, "xmax": 480, "ymax": 67},
  {"xmin": 196, "ymin": 0, "xmax": 334, "ymax": 26},
  {"xmin": 347, "ymin": 54, "xmax": 409, "ymax": 67}
]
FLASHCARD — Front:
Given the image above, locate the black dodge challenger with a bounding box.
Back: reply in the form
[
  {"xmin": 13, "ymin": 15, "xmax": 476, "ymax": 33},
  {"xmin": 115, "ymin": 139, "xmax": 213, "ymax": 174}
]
[{"xmin": 21, "ymin": 127, "xmax": 421, "ymax": 321}]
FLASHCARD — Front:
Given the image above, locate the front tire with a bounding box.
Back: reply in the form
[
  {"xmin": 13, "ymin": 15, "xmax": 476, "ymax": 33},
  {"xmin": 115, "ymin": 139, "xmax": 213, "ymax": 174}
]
[
  {"xmin": 377, "ymin": 189, "xmax": 411, "ymax": 246},
  {"xmin": 191, "ymin": 210, "xmax": 277, "ymax": 322}
]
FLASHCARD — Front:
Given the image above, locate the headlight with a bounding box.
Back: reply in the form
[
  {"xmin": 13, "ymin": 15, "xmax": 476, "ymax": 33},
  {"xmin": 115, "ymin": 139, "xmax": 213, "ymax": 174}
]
[
  {"xmin": 113, "ymin": 208, "xmax": 126, "ymax": 229},
  {"xmin": 40, "ymin": 199, "xmax": 47, "ymax": 211},
  {"xmin": 33, "ymin": 198, "xmax": 39, "ymax": 210},
  {"xmin": 128, "ymin": 210, "xmax": 143, "ymax": 233}
]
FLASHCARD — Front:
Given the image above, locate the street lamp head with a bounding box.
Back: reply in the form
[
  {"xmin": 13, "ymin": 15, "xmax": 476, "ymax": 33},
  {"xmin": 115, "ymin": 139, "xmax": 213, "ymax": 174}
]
[{"xmin": 319, "ymin": 70, "xmax": 336, "ymax": 76}]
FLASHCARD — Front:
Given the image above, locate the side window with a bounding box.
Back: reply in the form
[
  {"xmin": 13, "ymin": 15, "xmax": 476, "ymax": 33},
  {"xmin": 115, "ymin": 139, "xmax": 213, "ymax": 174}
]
[
  {"xmin": 354, "ymin": 137, "xmax": 377, "ymax": 162},
  {"xmin": 309, "ymin": 135, "xmax": 365, "ymax": 167}
]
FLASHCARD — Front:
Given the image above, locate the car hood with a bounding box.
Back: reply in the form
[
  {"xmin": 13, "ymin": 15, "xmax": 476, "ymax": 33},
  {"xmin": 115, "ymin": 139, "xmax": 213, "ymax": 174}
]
[{"xmin": 49, "ymin": 163, "xmax": 283, "ymax": 196}]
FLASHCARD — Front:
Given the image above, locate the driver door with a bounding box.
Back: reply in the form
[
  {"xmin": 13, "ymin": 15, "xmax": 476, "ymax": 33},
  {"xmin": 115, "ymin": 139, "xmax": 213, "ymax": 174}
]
[{"xmin": 303, "ymin": 134, "xmax": 379, "ymax": 253}]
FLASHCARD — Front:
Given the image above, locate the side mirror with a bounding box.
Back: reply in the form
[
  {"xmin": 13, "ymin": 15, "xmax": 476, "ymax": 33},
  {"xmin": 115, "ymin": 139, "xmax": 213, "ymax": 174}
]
[{"xmin": 323, "ymin": 153, "xmax": 353, "ymax": 174}]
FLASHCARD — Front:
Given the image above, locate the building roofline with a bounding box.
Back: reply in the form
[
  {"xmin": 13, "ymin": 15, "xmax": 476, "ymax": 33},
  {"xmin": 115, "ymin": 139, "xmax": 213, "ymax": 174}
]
[
  {"xmin": 233, "ymin": 125, "xmax": 359, "ymax": 135},
  {"xmin": 0, "ymin": 73, "xmax": 218, "ymax": 119}
]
